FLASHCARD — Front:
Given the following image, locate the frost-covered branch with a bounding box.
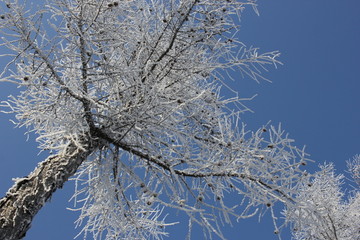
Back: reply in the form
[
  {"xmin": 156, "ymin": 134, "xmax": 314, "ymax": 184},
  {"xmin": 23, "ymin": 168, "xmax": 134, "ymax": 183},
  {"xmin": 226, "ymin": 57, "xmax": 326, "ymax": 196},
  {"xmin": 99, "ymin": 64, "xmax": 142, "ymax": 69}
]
[
  {"xmin": 284, "ymin": 162, "xmax": 360, "ymax": 240},
  {"xmin": 348, "ymin": 154, "xmax": 360, "ymax": 187}
]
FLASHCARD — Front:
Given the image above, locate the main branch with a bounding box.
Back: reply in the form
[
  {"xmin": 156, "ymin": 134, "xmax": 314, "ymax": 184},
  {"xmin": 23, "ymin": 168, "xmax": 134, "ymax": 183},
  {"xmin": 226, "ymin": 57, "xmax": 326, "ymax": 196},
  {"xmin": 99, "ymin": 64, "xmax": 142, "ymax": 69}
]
[
  {"xmin": 0, "ymin": 138, "xmax": 97, "ymax": 240},
  {"xmin": 95, "ymin": 128, "xmax": 295, "ymax": 204}
]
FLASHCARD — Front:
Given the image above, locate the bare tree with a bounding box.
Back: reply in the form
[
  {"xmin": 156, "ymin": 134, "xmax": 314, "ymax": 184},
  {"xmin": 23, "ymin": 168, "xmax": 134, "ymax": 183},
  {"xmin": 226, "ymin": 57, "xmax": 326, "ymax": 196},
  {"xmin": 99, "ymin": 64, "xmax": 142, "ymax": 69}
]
[{"xmin": 1, "ymin": 0, "xmax": 348, "ymax": 239}]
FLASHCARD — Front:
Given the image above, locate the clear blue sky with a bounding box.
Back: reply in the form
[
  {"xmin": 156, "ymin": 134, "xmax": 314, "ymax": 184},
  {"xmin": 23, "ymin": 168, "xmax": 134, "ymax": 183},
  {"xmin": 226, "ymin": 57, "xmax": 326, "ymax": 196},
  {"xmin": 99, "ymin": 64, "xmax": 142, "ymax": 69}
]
[{"xmin": 1, "ymin": 1, "xmax": 359, "ymax": 239}]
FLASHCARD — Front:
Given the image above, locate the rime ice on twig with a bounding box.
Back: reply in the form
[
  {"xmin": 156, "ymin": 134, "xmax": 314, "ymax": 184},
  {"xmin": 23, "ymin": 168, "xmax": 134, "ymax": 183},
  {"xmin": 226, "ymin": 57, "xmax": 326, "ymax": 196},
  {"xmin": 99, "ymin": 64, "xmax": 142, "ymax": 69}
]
[{"xmin": 347, "ymin": 154, "xmax": 360, "ymax": 187}]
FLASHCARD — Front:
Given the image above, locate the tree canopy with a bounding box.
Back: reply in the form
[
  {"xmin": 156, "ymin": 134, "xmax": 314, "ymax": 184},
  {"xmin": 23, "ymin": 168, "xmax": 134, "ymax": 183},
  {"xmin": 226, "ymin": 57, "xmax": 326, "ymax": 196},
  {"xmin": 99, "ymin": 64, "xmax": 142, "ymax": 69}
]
[{"xmin": 0, "ymin": 1, "xmax": 359, "ymax": 240}]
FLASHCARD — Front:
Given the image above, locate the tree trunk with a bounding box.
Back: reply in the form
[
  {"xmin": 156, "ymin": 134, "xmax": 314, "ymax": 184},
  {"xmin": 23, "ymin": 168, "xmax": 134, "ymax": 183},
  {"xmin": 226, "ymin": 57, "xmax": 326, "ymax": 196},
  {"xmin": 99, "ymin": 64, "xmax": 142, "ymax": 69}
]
[{"xmin": 0, "ymin": 140, "xmax": 96, "ymax": 240}]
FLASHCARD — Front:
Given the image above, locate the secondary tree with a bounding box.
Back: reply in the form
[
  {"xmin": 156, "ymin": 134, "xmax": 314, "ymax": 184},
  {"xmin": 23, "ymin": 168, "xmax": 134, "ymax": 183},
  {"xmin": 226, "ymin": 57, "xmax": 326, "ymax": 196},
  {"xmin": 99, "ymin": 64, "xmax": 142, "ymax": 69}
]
[{"xmin": 0, "ymin": 1, "xmax": 358, "ymax": 239}]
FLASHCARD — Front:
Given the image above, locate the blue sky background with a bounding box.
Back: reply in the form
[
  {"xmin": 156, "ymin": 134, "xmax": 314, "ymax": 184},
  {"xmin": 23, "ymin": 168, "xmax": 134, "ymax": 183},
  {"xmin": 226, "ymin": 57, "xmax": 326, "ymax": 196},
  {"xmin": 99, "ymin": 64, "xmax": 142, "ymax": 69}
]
[{"xmin": 0, "ymin": 0, "xmax": 359, "ymax": 239}]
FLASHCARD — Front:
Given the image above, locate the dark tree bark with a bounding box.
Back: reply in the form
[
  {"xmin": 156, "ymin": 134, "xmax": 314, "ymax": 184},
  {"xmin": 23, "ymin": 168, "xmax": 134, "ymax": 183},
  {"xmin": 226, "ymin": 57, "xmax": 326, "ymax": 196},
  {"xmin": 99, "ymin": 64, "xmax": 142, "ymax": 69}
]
[{"xmin": 0, "ymin": 140, "xmax": 96, "ymax": 240}]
